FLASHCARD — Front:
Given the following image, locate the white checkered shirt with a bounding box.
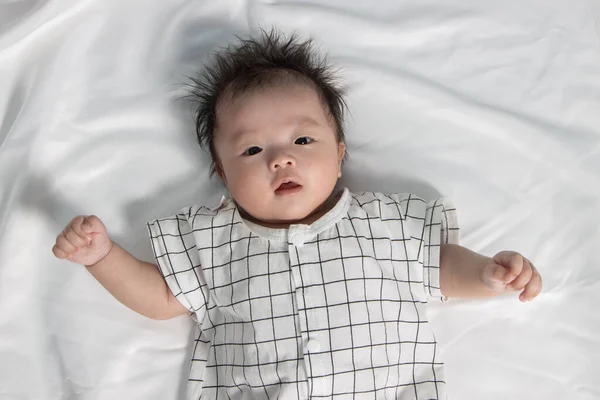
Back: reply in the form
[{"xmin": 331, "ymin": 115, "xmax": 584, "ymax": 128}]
[{"xmin": 147, "ymin": 188, "xmax": 459, "ymax": 400}]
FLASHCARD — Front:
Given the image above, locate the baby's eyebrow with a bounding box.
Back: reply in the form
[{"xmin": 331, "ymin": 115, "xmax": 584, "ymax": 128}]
[
  {"xmin": 293, "ymin": 116, "xmax": 322, "ymax": 128},
  {"xmin": 232, "ymin": 116, "xmax": 323, "ymax": 143}
]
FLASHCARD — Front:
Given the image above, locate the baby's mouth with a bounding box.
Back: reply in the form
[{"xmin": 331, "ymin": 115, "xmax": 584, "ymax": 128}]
[{"xmin": 275, "ymin": 181, "xmax": 302, "ymax": 194}]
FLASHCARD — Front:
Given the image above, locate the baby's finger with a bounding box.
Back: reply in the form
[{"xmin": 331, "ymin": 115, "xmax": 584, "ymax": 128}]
[
  {"xmin": 70, "ymin": 217, "xmax": 92, "ymax": 242},
  {"xmin": 63, "ymin": 225, "xmax": 90, "ymax": 248},
  {"xmin": 482, "ymin": 263, "xmax": 514, "ymax": 292},
  {"xmin": 55, "ymin": 233, "xmax": 77, "ymax": 254},
  {"xmin": 519, "ymin": 267, "xmax": 542, "ymax": 301},
  {"xmin": 490, "ymin": 263, "xmax": 513, "ymax": 283},
  {"xmin": 52, "ymin": 244, "xmax": 68, "ymax": 259},
  {"xmin": 494, "ymin": 252, "xmax": 524, "ymax": 277},
  {"xmin": 508, "ymin": 258, "xmax": 533, "ymax": 291},
  {"xmin": 80, "ymin": 215, "xmax": 104, "ymax": 234}
]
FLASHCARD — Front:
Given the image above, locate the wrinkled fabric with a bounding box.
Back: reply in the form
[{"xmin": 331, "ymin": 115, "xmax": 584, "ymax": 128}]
[{"xmin": 1, "ymin": 1, "xmax": 599, "ymax": 400}]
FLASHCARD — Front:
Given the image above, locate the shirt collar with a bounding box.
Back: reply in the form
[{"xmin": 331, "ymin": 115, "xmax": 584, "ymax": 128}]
[{"xmin": 220, "ymin": 187, "xmax": 351, "ymax": 243}]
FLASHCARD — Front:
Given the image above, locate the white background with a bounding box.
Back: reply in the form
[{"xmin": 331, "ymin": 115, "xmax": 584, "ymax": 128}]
[{"xmin": 1, "ymin": 0, "xmax": 599, "ymax": 399}]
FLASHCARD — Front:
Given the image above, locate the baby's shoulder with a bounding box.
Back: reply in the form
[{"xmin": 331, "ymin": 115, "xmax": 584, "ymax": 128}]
[
  {"xmin": 349, "ymin": 191, "xmax": 428, "ymax": 220},
  {"xmin": 168, "ymin": 197, "xmax": 237, "ymax": 230}
]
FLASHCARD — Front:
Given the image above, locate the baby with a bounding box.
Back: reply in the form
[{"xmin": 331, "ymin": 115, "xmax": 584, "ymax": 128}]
[{"xmin": 52, "ymin": 30, "xmax": 542, "ymax": 399}]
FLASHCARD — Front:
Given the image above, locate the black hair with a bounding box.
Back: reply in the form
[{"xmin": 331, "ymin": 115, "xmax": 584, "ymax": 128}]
[{"xmin": 188, "ymin": 28, "xmax": 348, "ymax": 176}]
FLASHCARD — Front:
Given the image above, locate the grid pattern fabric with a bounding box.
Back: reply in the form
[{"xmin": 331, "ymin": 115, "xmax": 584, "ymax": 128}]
[{"xmin": 147, "ymin": 188, "xmax": 459, "ymax": 399}]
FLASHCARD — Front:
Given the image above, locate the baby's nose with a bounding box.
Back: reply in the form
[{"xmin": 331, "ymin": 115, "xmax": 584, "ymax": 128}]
[{"xmin": 270, "ymin": 152, "xmax": 296, "ymax": 169}]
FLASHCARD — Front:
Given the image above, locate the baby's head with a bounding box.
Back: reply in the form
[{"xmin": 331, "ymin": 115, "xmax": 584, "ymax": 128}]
[{"xmin": 190, "ymin": 29, "xmax": 347, "ymax": 225}]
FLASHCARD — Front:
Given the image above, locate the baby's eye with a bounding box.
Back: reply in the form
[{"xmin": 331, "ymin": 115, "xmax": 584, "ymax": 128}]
[
  {"xmin": 295, "ymin": 137, "xmax": 313, "ymax": 145},
  {"xmin": 243, "ymin": 146, "xmax": 263, "ymax": 156}
]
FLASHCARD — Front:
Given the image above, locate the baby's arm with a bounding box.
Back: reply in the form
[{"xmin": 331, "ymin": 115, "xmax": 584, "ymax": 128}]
[
  {"xmin": 439, "ymin": 244, "xmax": 542, "ymax": 301},
  {"xmin": 53, "ymin": 215, "xmax": 188, "ymax": 320}
]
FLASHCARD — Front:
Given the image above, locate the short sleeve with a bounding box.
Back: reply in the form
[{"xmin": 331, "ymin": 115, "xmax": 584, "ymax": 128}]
[
  {"xmin": 146, "ymin": 209, "xmax": 209, "ymax": 323},
  {"xmin": 421, "ymin": 198, "xmax": 459, "ymax": 301}
]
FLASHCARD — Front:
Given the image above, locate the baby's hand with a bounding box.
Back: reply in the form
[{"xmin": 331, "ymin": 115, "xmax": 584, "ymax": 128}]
[
  {"xmin": 52, "ymin": 215, "xmax": 113, "ymax": 267},
  {"xmin": 481, "ymin": 251, "xmax": 542, "ymax": 302}
]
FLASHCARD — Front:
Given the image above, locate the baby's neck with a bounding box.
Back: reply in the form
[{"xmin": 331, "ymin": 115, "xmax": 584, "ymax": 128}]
[{"xmin": 239, "ymin": 189, "xmax": 342, "ymax": 229}]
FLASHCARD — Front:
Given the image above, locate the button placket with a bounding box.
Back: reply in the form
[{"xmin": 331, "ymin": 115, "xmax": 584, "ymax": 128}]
[
  {"xmin": 288, "ymin": 224, "xmax": 310, "ymax": 247},
  {"xmin": 287, "ymin": 235, "xmax": 311, "ymax": 396}
]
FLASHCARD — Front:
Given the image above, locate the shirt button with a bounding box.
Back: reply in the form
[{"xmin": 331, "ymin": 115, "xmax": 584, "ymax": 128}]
[{"xmin": 290, "ymin": 233, "xmax": 305, "ymax": 247}]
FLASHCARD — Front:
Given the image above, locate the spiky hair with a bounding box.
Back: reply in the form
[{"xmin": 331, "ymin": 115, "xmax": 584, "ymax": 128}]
[{"xmin": 188, "ymin": 28, "xmax": 347, "ymax": 175}]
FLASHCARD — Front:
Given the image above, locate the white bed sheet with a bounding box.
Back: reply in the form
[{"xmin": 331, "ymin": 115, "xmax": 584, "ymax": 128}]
[{"xmin": 1, "ymin": 1, "xmax": 599, "ymax": 399}]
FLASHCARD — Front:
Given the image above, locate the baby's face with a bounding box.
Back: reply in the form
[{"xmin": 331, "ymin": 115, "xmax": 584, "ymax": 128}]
[{"xmin": 214, "ymin": 84, "xmax": 345, "ymax": 225}]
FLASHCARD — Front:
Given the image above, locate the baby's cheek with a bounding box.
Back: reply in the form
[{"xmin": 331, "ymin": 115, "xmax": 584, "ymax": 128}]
[{"xmin": 233, "ymin": 174, "xmax": 264, "ymax": 204}]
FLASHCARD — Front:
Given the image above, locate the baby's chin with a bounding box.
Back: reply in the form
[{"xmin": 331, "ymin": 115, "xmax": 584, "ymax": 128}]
[
  {"xmin": 235, "ymin": 189, "xmax": 336, "ymax": 227},
  {"xmin": 252, "ymin": 211, "xmax": 312, "ymax": 227},
  {"xmin": 239, "ymin": 205, "xmax": 317, "ymax": 228}
]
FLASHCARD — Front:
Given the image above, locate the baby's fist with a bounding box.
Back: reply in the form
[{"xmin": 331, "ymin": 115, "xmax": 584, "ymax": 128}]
[
  {"xmin": 481, "ymin": 251, "xmax": 542, "ymax": 302},
  {"xmin": 52, "ymin": 215, "xmax": 112, "ymax": 267}
]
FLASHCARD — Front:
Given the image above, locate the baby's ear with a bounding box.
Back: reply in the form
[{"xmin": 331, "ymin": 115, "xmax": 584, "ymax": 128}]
[
  {"xmin": 337, "ymin": 142, "xmax": 346, "ymax": 162},
  {"xmin": 214, "ymin": 163, "xmax": 226, "ymax": 183}
]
